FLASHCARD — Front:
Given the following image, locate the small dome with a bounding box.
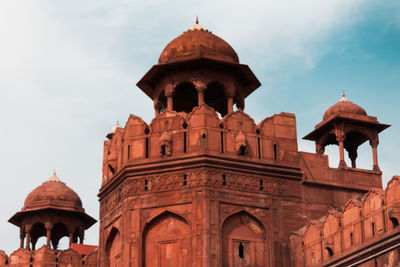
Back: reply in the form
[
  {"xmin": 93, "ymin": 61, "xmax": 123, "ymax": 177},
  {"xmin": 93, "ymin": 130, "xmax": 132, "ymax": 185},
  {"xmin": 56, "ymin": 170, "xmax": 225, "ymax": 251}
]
[
  {"xmin": 159, "ymin": 20, "xmax": 239, "ymax": 64},
  {"xmin": 323, "ymin": 92, "xmax": 367, "ymax": 121},
  {"xmin": 23, "ymin": 172, "xmax": 83, "ymax": 213},
  {"xmin": 110, "ymin": 121, "xmax": 121, "ymax": 134}
]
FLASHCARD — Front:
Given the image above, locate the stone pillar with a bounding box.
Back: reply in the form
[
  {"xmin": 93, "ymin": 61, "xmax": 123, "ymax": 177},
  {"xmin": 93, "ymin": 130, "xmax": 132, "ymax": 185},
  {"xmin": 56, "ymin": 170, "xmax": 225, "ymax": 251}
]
[
  {"xmin": 25, "ymin": 225, "xmax": 31, "ymax": 250},
  {"xmin": 370, "ymin": 138, "xmax": 379, "ymax": 171},
  {"xmin": 316, "ymin": 142, "xmax": 325, "ymax": 155},
  {"xmin": 69, "ymin": 232, "xmax": 74, "ymax": 247},
  {"xmin": 25, "ymin": 232, "xmax": 31, "ymax": 250},
  {"xmin": 165, "ymin": 85, "xmax": 173, "ymax": 111},
  {"xmin": 154, "ymin": 100, "xmax": 161, "ymax": 116},
  {"xmin": 45, "ymin": 223, "xmax": 52, "ymax": 247},
  {"xmin": 79, "ymin": 231, "xmax": 85, "ymax": 244},
  {"xmin": 19, "ymin": 228, "xmax": 25, "ymax": 249},
  {"xmin": 227, "ymin": 97, "xmax": 234, "ymax": 114},
  {"xmin": 348, "ymin": 147, "xmax": 358, "ymax": 168},
  {"xmin": 197, "ymin": 83, "xmax": 206, "ymax": 106},
  {"xmin": 336, "ymin": 135, "xmax": 346, "ymax": 168}
]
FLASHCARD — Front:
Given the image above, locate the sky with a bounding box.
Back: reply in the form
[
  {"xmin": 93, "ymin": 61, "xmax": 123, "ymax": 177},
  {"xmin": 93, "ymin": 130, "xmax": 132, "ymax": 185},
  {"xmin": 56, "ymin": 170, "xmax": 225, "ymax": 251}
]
[{"xmin": 0, "ymin": 0, "xmax": 399, "ymax": 254}]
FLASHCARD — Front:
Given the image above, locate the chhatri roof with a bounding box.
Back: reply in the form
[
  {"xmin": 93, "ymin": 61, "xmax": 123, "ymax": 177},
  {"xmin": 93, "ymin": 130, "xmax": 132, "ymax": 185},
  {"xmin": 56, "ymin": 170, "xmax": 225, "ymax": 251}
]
[
  {"xmin": 22, "ymin": 171, "xmax": 83, "ymax": 213},
  {"xmin": 158, "ymin": 18, "xmax": 239, "ymax": 64},
  {"xmin": 323, "ymin": 92, "xmax": 367, "ymax": 121}
]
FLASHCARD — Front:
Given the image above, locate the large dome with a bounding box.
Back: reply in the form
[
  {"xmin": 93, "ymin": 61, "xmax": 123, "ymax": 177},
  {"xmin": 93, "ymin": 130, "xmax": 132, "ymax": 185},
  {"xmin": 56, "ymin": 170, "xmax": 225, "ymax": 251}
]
[
  {"xmin": 158, "ymin": 21, "xmax": 239, "ymax": 64},
  {"xmin": 23, "ymin": 172, "xmax": 83, "ymax": 213},
  {"xmin": 323, "ymin": 93, "xmax": 367, "ymax": 121}
]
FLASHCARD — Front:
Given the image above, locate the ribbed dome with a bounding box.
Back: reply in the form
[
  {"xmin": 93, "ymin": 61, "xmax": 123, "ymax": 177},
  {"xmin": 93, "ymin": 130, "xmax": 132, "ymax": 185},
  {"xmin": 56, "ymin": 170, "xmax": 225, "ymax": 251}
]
[
  {"xmin": 158, "ymin": 21, "xmax": 239, "ymax": 64},
  {"xmin": 323, "ymin": 93, "xmax": 367, "ymax": 121},
  {"xmin": 23, "ymin": 174, "xmax": 83, "ymax": 213}
]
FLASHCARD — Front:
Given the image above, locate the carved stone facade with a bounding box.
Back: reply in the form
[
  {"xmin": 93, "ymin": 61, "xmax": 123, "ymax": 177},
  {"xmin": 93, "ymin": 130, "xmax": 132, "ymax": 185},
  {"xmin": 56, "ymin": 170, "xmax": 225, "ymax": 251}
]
[
  {"xmin": 97, "ymin": 21, "xmax": 393, "ymax": 267},
  {"xmin": 1, "ymin": 21, "xmax": 398, "ymax": 267},
  {"xmin": 291, "ymin": 176, "xmax": 400, "ymax": 266}
]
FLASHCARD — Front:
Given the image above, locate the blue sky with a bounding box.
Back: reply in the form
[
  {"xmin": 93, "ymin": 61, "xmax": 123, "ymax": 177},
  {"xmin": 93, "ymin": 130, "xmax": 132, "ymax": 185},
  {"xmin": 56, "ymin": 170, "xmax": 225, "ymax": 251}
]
[{"xmin": 0, "ymin": 0, "xmax": 399, "ymax": 253}]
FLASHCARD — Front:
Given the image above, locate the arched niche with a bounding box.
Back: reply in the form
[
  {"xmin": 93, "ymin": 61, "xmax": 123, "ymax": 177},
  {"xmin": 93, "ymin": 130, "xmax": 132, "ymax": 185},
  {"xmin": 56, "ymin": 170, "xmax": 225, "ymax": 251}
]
[
  {"xmin": 221, "ymin": 211, "xmax": 266, "ymax": 267},
  {"xmin": 173, "ymin": 82, "xmax": 198, "ymax": 113},
  {"xmin": 304, "ymin": 222, "xmax": 322, "ymax": 265},
  {"xmin": 362, "ymin": 189, "xmax": 384, "ymax": 239},
  {"xmin": 105, "ymin": 227, "xmax": 121, "ymax": 267},
  {"xmin": 341, "ymin": 200, "xmax": 362, "ymax": 250},
  {"xmin": 322, "ymin": 211, "xmax": 341, "ymax": 257},
  {"xmin": 142, "ymin": 211, "xmax": 191, "ymax": 267},
  {"xmin": 204, "ymin": 81, "xmax": 228, "ymax": 117}
]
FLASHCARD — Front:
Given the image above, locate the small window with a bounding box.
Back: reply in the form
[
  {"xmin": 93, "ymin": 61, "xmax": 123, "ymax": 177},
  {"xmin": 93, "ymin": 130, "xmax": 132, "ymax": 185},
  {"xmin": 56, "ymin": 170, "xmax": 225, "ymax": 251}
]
[
  {"xmin": 259, "ymin": 179, "xmax": 263, "ymax": 191},
  {"xmin": 273, "ymin": 144, "xmax": 277, "ymax": 160},
  {"xmin": 144, "ymin": 179, "xmax": 149, "ymax": 191},
  {"xmin": 145, "ymin": 137, "xmax": 149, "ymax": 158},
  {"xmin": 201, "ymin": 133, "xmax": 207, "ymax": 149},
  {"xmin": 257, "ymin": 137, "xmax": 261, "ymax": 159},
  {"xmin": 239, "ymin": 145, "xmax": 246, "ymax": 156},
  {"xmin": 372, "ymin": 222, "xmax": 375, "ymax": 236},
  {"xmin": 127, "ymin": 144, "xmax": 131, "ymax": 160},
  {"xmin": 161, "ymin": 145, "xmax": 167, "ymax": 156},
  {"xmin": 183, "ymin": 132, "xmax": 187, "ymax": 153},
  {"xmin": 220, "ymin": 132, "xmax": 224, "ymax": 153},
  {"xmin": 350, "ymin": 232, "xmax": 354, "ymax": 245},
  {"xmin": 238, "ymin": 243, "xmax": 244, "ymax": 258},
  {"xmin": 108, "ymin": 164, "xmax": 115, "ymax": 174},
  {"xmin": 390, "ymin": 217, "xmax": 399, "ymax": 228},
  {"xmin": 222, "ymin": 174, "xmax": 226, "ymax": 186},
  {"xmin": 325, "ymin": 247, "xmax": 333, "ymax": 257},
  {"xmin": 183, "ymin": 174, "xmax": 187, "ymax": 186}
]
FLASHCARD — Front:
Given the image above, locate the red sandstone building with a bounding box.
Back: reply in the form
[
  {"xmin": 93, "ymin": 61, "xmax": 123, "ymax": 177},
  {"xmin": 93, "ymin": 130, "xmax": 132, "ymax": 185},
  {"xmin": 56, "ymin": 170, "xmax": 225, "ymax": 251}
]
[{"xmin": 1, "ymin": 21, "xmax": 400, "ymax": 266}]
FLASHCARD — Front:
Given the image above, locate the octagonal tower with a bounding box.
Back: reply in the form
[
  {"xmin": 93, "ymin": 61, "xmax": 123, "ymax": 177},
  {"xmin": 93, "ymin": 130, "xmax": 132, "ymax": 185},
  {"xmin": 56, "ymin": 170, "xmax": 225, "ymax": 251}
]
[{"xmin": 98, "ymin": 21, "xmax": 387, "ymax": 267}]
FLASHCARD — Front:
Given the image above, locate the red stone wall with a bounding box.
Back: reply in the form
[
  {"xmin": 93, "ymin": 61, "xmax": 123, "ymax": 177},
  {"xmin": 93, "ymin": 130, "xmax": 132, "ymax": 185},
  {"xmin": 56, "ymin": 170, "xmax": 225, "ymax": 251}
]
[
  {"xmin": 0, "ymin": 246, "xmax": 97, "ymax": 267},
  {"xmin": 291, "ymin": 176, "xmax": 400, "ymax": 266}
]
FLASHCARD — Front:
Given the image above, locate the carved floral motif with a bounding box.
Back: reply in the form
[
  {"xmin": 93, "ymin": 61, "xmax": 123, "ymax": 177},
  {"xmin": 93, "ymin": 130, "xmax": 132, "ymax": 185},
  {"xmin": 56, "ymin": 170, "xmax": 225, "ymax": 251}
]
[{"xmin": 101, "ymin": 169, "xmax": 286, "ymax": 216}]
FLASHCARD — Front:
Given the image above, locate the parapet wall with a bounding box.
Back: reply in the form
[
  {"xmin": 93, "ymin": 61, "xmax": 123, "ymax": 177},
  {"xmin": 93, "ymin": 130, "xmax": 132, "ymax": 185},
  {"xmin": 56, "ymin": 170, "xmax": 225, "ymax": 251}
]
[
  {"xmin": 0, "ymin": 246, "xmax": 97, "ymax": 267},
  {"xmin": 290, "ymin": 176, "xmax": 400, "ymax": 266},
  {"xmin": 102, "ymin": 105, "xmax": 299, "ymax": 186}
]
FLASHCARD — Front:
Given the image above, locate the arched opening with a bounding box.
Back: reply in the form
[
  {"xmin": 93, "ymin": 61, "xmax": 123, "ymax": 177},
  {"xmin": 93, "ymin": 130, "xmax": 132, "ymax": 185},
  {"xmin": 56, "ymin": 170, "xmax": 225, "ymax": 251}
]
[
  {"xmin": 325, "ymin": 247, "xmax": 334, "ymax": 257},
  {"xmin": 105, "ymin": 227, "xmax": 121, "ymax": 267},
  {"xmin": 390, "ymin": 217, "xmax": 399, "ymax": 228},
  {"xmin": 221, "ymin": 211, "xmax": 266, "ymax": 267},
  {"xmin": 173, "ymin": 82, "xmax": 198, "ymax": 113},
  {"xmin": 157, "ymin": 90, "xmax": 167, "ymax": 114},
  {"xmin": 143, "ymin": 212, "xmax": 191, "ymax": 267},
  {"xmin": 51, "ymin": 223, "xmax": 69, "ymax": 250},
  {"xmin": 204, "ymin": 82, "xmax": 228, "ymax": 117},
  {"xmin": 344, "ymin": 131, "xmax": 371, "ymax": 169},
  {"xmin": 239, "ymin": 145, "xmax": 246, "ymax": 156},
  {"xmin": 30, "ymin": 223, "xmax": 46, "ymax": 250}
]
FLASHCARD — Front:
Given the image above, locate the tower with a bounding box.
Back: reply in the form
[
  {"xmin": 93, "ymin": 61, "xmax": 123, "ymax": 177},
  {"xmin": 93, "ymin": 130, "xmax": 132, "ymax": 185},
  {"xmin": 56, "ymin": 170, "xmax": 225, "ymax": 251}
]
[{"xmin": 98, "ymin": 21, "xmax": 388, "ymax": 267}]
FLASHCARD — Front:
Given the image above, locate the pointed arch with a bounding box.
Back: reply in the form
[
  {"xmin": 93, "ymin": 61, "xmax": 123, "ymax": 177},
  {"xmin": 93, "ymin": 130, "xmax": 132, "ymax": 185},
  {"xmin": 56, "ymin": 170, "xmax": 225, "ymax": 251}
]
[
  {"xmin": 221, "ymin": 210, "xmax": 267, "ymax": 267},
  {"xmin": 204, "ymin": 81, "xmax": 228, "ymax": 116},
  {"xmin": 142, "ymin": 211, "xmax": 191, "ymax": 267},
  {"xmin": 105, "ymin": 227, "xmax": 121, "ymax": 267}
]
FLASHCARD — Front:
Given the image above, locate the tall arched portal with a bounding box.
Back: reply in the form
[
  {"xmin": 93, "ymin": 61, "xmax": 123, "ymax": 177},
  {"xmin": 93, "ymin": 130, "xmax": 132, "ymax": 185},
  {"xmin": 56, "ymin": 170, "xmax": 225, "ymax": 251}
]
[
  {"xmin": 143, "ymin": 212, "xmax": 191, "ymax": 267},
  {"xmin": 106, "ymin": 227, "xmax": 121, "ymax": 267},
  {"xmin": 221, "ymin": 211, "xmax": 266, "ymax": 267}
]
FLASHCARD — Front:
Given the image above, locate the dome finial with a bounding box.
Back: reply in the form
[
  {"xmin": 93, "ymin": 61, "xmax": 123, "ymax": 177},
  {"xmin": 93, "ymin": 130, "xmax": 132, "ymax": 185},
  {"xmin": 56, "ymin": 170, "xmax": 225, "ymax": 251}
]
[
  {"xmin": 190, "ymin": 17, "xmax": 204, "ymax": 31},
  {"xmin": 340, "ymin": 91, "xmax": 349, "ymax": 102},
  {"xmin": 48, "ymin": 169, "xmax": 61, "ymax": 182}
]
